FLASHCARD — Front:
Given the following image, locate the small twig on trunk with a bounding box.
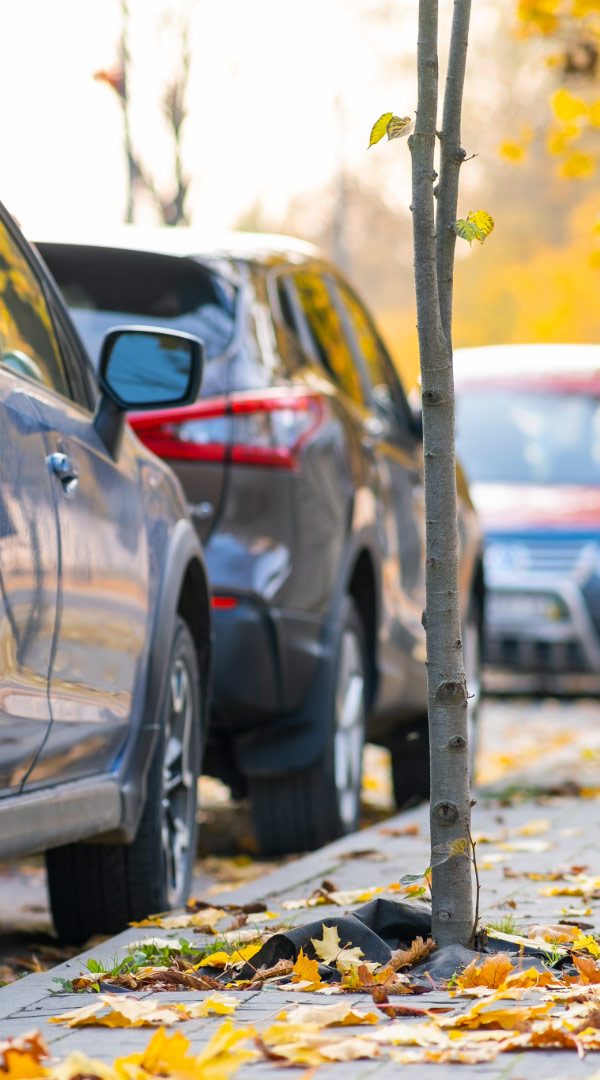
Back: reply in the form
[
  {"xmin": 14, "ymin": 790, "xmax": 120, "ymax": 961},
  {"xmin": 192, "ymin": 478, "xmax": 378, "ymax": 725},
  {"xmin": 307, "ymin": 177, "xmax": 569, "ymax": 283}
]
[{"xmin": 466, "ymin": 822, "xmax": 480, "ymax": 947}]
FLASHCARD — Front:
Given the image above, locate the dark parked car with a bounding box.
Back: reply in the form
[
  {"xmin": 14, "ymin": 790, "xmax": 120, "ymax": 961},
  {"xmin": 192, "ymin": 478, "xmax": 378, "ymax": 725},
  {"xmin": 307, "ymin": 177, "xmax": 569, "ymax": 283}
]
[
  {"xmin": 37, "ymin": 230, "xmax": 485, "ymax": 855},
  {"xmin": 0, "ymin": 204, "xmax": 211, "ymax": 943}
]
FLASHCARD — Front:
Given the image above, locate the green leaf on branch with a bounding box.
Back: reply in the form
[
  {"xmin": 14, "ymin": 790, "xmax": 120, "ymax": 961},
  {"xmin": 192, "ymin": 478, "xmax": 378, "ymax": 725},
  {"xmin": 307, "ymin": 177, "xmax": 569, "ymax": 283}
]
[
  {"xmin": 453, "ymin": 210, "xmax": 495, "ymax": 245},
  {"xmin": 431, "ymin": 837, "xmax": 469, "ymax": 868},
  {"xmin": 368, "ymin": 113, "xmax": 393, "ymax": 148}
]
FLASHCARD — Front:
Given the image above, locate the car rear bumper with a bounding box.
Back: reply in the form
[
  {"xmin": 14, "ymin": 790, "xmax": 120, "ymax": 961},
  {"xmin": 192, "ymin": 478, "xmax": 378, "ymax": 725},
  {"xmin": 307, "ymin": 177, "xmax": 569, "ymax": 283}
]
[{"xmin": 211, "ymin": 597, "xmax": 326, "ymax": 725}]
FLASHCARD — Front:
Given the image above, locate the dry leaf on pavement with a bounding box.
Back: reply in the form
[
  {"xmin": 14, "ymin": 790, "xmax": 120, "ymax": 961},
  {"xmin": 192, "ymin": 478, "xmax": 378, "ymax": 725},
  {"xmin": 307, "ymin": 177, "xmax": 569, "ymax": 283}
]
[
  {"xmin": 278, "ymin": 1002, "xmax": 380, "ymax": 1026},
  {"xmin": 114, "ymin": 1021, "xmax": 256, "ymax": 1079},
  {"xmin": 390, "ymin": 936, "xmax": 436, "ymax": 969},
  {"xmin": 50, "ymin": 994, "xmax": 187, "ymax": 1029},
  {"xmin": 0, "ymin": 1031, "xmax": 49, "ymax": 1078}
]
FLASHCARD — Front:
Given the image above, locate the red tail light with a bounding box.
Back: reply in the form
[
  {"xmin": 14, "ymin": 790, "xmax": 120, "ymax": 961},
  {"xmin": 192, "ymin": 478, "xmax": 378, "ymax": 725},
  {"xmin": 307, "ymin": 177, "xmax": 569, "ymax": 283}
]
[{"xmin": 129, "ymin": 388, "xmax": 326, "ymax": 471}]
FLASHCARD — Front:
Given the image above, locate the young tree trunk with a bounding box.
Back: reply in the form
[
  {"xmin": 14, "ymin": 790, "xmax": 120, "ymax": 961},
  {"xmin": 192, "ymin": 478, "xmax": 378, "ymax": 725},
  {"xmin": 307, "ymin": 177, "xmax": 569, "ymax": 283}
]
[{"xmin": 409, "ymin": 0, "xmax": 473, "ymax": 948}]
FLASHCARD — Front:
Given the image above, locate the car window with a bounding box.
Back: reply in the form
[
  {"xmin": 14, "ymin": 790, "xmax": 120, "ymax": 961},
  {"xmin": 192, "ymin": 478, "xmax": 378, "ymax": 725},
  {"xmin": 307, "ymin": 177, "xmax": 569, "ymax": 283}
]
[
  {"xmin": 38, "ymin": 245, "xmax": 237, "ymax": 379},
  {"xmin": 334, "ymin": 279, "xmax": 411, "ymax": 428},
  {"xmin": 0, "ymin": 224, "xmax": 69, "ymax": 397},
  {"xmin": 290, "ymin": 272, "xmax": 366, "ymax": 406}
]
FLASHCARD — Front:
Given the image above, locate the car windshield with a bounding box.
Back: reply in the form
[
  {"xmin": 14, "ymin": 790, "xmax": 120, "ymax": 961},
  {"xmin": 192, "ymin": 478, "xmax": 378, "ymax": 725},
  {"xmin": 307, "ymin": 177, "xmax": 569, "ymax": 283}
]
[
  {"xmin": 38, "ymin": 243, "xmax": 237, "ymax": 375},
  {"xmin": 456, "ymin": 387, "xmax": 600, "ymax": 486}
]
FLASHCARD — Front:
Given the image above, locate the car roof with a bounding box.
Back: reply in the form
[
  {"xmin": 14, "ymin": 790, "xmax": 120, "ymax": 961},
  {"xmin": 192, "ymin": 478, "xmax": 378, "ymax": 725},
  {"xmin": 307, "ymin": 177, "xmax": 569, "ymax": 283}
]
[
  {"xmin": 454, "ymin": 343, "xmax": 600, "ymax": 387},
  {"xmin": 32, "ymin": 227, "xmax": 321, "ymax": 267}
]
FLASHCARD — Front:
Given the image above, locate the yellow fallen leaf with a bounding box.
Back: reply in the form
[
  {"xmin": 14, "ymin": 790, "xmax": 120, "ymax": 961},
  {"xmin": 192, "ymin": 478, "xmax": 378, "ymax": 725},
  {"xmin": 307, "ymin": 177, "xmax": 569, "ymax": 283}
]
[
  {"xmin": 571, "ymin": 934, "xmax": 600, "ymax": 957},
  {"xmin": 291, "ymin": 948, "xmax": 325, "ymax": 989},
  {"xmin": 198, "ymin": 943, "xmax": 262, "ymax": 968},
  {"xmin": 455, "ymin": 954, "xmax": 516, "ymax": 991},
  {"xmin": 279, "ymin": 1002, "xmax": 380, "ymax": 1027},
  {"xmin": 0, "ymin": 1032, "xmax": 49, "ymax": 1079},
  {"xmin": 311, "ymin": 924, "xmax": 365, "ymax": 972},
  {"xmin": 50, "ymin": 994, "xmax": 184, "ymax": 1029},
  {"xmin": 48, "ymin": 1051, "xmax": 117, "ymax": 1080},
  {"xmin": 185, "ymin": 995, "xmax": 240, "ymax": 1018},
  {"xmin": 115, "ymin": 1022, "xmax": 256, "ymax": 1080}
]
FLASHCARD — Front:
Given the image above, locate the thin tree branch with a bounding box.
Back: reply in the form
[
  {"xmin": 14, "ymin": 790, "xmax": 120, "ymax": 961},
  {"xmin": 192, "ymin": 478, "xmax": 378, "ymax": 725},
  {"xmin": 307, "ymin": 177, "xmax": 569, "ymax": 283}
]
[
  {"xmin": 436, "ymin": 0, "xmax": 472, "ymax": 342},
  {"xmin": 411, "ymin": 0, "xmax": 473, "ymax": 948}
]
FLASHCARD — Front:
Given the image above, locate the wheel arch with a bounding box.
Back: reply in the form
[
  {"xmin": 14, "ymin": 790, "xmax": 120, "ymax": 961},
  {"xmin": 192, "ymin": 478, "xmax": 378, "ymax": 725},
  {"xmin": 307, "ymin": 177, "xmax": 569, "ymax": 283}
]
[{"xmin": 115, "ymin": 519, "xmax": 212, "ymax": 841}]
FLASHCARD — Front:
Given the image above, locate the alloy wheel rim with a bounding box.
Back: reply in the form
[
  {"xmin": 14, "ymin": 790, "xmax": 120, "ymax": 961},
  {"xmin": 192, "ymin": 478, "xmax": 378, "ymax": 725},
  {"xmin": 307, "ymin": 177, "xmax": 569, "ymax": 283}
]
[
  {"xmin": 333, "ymin": 629, "xmax": 365, "ymax": 827},
  {"xmin": 161, "ymin": 657, "xmax": 196, "ymax": 907}
]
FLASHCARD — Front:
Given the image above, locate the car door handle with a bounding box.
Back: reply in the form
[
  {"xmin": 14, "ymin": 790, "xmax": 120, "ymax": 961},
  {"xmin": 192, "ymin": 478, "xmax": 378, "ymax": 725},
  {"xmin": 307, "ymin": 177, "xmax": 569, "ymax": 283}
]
[{"xmin": 48, "ymin": 452, "xmax": 79, "ymax": 494}]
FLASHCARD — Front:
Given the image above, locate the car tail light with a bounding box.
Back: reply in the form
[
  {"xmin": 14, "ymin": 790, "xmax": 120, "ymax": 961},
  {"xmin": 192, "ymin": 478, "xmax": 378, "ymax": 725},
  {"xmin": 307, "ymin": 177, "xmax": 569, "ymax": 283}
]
[{"xmin": 129, "ymin": 388, "xmax": 326, "ymax": 471}]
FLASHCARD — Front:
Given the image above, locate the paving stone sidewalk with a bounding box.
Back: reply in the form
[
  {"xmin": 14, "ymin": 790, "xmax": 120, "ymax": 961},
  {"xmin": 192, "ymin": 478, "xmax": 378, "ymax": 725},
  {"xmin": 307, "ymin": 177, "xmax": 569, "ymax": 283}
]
[{"xmin": 1, "ymin": 790, "xmax": 599, "ymax": 1079}]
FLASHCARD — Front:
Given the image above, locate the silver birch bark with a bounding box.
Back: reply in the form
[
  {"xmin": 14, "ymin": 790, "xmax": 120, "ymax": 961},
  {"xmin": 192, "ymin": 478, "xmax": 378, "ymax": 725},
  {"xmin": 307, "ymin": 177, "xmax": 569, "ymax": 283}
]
[{"xmin": 409, "ymin": 0, "xmax": 473, "ymax": 947}]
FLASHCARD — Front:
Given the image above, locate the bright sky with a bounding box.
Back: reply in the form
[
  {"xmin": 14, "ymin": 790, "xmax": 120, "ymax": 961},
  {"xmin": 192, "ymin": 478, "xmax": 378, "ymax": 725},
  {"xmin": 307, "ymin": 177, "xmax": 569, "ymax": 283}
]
[{"xmin": 2, "ymin": 0, "xmax": 420, "ymax": 237}]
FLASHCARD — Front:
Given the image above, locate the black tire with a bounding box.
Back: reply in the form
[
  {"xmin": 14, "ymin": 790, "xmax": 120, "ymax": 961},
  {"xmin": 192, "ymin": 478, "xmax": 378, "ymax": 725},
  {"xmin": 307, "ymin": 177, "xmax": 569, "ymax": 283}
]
[
  {"xmin": 46, "ymin": 617, "xmax": 202, "ymax": 944},
  {"xmin": 248, "ymin": 598, "xmax": 367, "ymax": 856},
  {"xmin": 390, "ymin": 717, "xmax": 430, "ymax": 809},
  {"xmin": 390, "ymin": 591, "xmax": 483, "ymax": 808}
]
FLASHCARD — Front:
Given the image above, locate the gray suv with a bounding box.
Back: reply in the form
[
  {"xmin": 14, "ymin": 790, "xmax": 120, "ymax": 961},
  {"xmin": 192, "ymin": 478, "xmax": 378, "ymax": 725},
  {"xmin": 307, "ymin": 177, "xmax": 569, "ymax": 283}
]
[
  {"xmin": 38, "ymin": 231, "xmax": 485, "ymax": 858},
  {"xmin": 0, "ymin": 204, "xmax": 211, "ymax": 943}
]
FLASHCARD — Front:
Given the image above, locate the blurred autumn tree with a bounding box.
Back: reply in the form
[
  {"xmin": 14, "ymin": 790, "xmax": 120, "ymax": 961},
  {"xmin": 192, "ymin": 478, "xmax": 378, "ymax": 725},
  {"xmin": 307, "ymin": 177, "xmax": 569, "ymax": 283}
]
[
  {"xmin": 95, "ymin": 0, "xmax": 194, "ymax": 225},
  {"xmin": 244, "ymin": 0, "xmax": 600, "ymax": 392}
]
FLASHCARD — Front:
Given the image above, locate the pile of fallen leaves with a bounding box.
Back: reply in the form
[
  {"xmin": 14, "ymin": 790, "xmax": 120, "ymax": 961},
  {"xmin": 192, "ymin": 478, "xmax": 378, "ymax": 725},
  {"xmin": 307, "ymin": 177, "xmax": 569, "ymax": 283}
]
[{"xmin": 12, "ymin": 947, "xmax": 600, "ymax": 1074}]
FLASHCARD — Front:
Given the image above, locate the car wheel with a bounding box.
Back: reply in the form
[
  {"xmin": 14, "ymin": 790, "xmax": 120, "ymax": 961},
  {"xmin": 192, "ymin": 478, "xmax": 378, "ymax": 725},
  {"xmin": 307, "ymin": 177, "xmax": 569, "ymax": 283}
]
[
  {"xmin": 248, "ymin": 598, "xmax": 367, "ymax": 856},
  {"xmin": 390, "ymin": 592, "xmax": 482, "ymax": 808},
  {"xmin": 390, "ymin": 717, "xmax": 430, "ymax": 809},
  {"xmin": 46, "ymin": 617, "xmax": 201, "ymax": 944}
]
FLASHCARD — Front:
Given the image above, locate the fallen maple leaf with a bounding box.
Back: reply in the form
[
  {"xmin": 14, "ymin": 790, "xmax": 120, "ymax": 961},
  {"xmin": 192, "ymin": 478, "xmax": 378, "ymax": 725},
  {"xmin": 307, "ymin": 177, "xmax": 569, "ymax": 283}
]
[
  {"xmin": 572, "ymin": 953, "xmax": 600, "ymax": 983},
  {"xmin": 390, "ymin": 937, "xmax": 436, "ymax": 970},
  {"xmin": 50, "ymin": 994, "xmax": 186, "ymax": 1029},
  {"xmin": 311, "ymin": 924, "xmax": 366, "ymax": 973},
  {"xmin": 130, "ymin": 907, "xmax": 227, "ymax": 930},
  {"xmin": 279, "ymin": 1002, "xmax": 380, "ymax": 1026},
  {"xmin": 455, "ymin": 953, "xmax": 516, "ymax": 990},
  {"xmin": 115, "ymin": 1021, "xmax": 256, "ymax": 1079},
  {"xmin": 198, "ymin": 943, "xmax": 262, "ymax": 968},
  {"xmin": 248, "ymin": 958, "xmax": 294, "ymax": 984},
  {"xmin": 0, "ymin": 1031, "xmax": 49, "ymax": 1078},
  {"xmin": 291, "ymin": 948, "xmax": 326, "ymax": 989},
  {"xmin": 185, "ymin": 995, "xmax": 241, "ymax": 1018}
]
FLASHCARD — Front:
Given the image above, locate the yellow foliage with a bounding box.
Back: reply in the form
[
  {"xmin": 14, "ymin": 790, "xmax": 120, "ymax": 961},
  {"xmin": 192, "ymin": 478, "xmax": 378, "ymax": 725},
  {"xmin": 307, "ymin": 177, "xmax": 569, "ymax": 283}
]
[
  {"xmin": 552, "ymin": 89, "xmax": 588, "ymax": 123},
  {"xmin": 590, "ymin": 101, "xmax": 600, "ymax": 127},
  {"xmin": 518, "ymin": 0, "xmax": 560, "ymax": 35},
  {"xmin": 499, "ymin": 141, "xmax": 526, "ymax": 161},
  {"xmin": 546, "ymin": 123, "xmax": 580, "ymax": 155},
  {"xmin": 560, "ymin": 151, "xmax": 596, "ymax": 177}
]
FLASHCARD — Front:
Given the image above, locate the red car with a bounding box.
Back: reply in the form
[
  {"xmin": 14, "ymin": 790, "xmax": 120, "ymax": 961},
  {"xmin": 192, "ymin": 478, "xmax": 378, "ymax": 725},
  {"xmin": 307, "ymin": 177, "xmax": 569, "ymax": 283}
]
[{"xmin": 455, "ymin": 343, "xmax": 600, "ymax": 692}]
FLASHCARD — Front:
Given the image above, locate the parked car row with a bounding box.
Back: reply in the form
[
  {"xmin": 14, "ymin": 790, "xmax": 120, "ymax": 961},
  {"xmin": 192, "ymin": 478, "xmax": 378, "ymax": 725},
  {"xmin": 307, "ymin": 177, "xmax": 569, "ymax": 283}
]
[{"xmin": 0, "ymin": 200, "xmax": 485, "ymax": 942}]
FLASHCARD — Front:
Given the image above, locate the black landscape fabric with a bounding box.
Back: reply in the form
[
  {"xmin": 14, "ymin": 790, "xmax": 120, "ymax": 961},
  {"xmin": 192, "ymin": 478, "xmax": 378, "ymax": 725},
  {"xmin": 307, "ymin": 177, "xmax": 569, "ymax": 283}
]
[{"xmin": 237, "ymin": 898, "xmax": 432, "ymax": 980}]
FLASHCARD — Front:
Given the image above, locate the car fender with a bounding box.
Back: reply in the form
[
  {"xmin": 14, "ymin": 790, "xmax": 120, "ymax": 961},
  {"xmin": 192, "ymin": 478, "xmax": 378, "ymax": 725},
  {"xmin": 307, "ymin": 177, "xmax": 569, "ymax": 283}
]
[
  {"xmin": 113, "ymin": 518, "xmax": 211, "ymax": 840},
  {"xmin": 233, "ymin": 524, "xmax": 382, "ymax": 776}
]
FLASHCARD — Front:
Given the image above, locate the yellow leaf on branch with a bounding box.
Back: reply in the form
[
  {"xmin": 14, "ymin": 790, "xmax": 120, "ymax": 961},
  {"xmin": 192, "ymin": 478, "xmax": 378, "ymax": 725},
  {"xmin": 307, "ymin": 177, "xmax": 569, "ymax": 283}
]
[
  {"xmin": 453, "ymin": 211, "xmax": 494, "ymax": 246},
  {"xmin": 368, "ymin": 113, "xmax": 393, "ymax": 148}
]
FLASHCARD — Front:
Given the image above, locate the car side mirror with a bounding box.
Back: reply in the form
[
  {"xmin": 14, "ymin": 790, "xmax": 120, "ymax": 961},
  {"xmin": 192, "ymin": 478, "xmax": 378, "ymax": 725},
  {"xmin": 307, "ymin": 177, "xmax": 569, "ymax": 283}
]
[{"xmin": 94, "ymin": 326, "xmax": 204, "ymax": 458}]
